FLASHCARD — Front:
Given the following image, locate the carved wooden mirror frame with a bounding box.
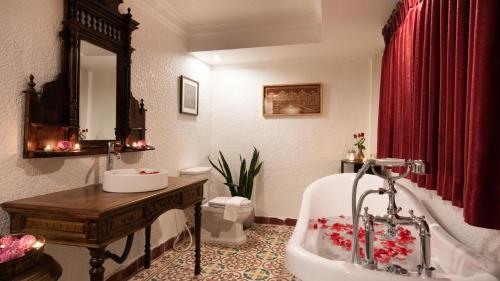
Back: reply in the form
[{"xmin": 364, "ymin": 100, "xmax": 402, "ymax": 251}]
[{"xmin": 23, "ymin": 0, "xmax": 152, "ymax": 158}]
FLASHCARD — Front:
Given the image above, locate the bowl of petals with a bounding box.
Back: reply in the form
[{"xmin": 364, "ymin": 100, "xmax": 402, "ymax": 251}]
[{"xmin": 0, "ymin": 233, "xmax": 45, "ymax": 279}]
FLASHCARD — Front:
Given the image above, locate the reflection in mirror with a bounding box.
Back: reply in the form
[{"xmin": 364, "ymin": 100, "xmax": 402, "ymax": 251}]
[{"xmin": 79, "ymin": 40, "xmax": 117, "ymax": 140}]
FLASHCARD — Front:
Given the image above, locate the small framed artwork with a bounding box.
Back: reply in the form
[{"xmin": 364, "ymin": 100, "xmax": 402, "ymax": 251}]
[
  {"xmin": 262, "ymin": 83, "xmax": 322, "ymax": 116},
  {"xmin": 179, "ymin": 75, "xmax": 199, "ymax": 115}
]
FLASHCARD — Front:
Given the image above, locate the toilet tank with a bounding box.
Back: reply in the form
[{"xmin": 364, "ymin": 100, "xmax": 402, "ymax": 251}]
[{"xmin": 179, "ymin": 167, "xmax": 212, "ymax": 202}]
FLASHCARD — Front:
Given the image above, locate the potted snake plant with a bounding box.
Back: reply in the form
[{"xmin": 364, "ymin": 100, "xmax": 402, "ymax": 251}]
[{"xmin": 209, "ymin": 147, "xmax": 263, "ymax": 227}]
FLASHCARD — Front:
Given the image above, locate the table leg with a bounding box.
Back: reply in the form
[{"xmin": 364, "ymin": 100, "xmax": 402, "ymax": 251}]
[
  {"xmin": 145, "ymin": 225, "xmax": 152, "ymax": 269},
  {"xmin": 89, "ymin": 247, "xmax": 106, "ymax": 281},
  {"xmin": 341, "ymin": 162, "xmax": 345, "ymax": 173},
  {"xmin": 194, "ymin": 202, "xmax": 202, "ymax": 275}
]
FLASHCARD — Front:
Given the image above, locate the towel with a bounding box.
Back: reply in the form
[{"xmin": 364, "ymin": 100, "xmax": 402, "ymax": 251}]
[
  {"xmin": 223, "ymin": 196, "xmax": 248, "ymax": 222},
  {"xmin": 208, "ymin": 197, "xmax": 231, "ymax": 208}
]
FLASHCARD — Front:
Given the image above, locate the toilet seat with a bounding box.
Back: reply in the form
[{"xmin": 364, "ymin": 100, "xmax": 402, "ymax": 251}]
[{"xmin": 207, "ymin": 197, "xmax": 253, "ymax": 210}]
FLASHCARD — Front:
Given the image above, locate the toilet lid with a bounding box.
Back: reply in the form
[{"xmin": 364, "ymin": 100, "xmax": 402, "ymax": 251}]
[
  {"xmin": 180, "ymin": 166, "xmax": 211, "ymax": 175},
  {"xmin": 208, "ymin": 197, "xmax": 252, "ymax": 209}
]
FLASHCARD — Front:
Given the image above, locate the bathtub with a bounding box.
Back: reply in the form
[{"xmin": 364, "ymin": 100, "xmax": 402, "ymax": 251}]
[{"xmin": 286, "ymin": 173, "xmax": 500, "ymax": 281}]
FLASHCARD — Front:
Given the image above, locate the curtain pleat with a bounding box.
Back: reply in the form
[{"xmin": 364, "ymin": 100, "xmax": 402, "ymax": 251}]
[{"xmin": 378, "ymin": 0, "xmax": 500, "ymax": 229}]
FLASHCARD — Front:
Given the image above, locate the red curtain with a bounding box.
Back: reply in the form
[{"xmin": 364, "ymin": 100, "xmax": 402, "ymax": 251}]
[{"xmin": 378, "ymin": 0, "xmax": 500, "ymax": 229}]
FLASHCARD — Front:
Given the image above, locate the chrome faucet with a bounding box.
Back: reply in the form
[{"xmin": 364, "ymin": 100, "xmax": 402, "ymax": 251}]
[
  {"xmin": 107, "ymin": 141, "xmax": 121, "ymax": 171},
  {"xmin": 351, "ymin": 159, "xmax": 434, "ymax": 277}
]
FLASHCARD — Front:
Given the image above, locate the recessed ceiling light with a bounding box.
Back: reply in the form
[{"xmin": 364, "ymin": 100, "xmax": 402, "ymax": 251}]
[{"xmin": 213, "ymin": 55, "xmax": 221, "ymax": 61}]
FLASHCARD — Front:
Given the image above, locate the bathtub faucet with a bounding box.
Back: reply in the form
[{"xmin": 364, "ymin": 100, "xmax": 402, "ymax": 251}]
[{"xmin": 351, "ymin": 158, "xmax": 434, "ymax": 277}]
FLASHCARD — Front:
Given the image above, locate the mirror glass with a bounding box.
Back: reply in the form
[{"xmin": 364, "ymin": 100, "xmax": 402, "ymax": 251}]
[{"xmin": 79, "ymin": 40, "xmax": 117, "ymax": 140}]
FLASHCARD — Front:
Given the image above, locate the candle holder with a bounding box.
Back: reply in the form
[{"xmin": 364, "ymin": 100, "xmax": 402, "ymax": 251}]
[{"xmin": 43, "ymin": 145, "xmax": 54, "ymax": 152}]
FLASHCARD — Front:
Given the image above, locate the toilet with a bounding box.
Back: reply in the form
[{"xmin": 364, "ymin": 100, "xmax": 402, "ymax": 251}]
[
  {"xmin": 179, "ymin": 166, "xmax": 213, "ymax": 202},
  {"xmin": 201, "ymin": 197, "xmax": 253, "ymax": 244},
  {"xmin": 179, "ymin": 166, "xmax": 254, "ymax": 244}
]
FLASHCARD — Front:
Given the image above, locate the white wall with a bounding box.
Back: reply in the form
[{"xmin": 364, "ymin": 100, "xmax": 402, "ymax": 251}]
[
  {"xmin": 209, "ymin": 60, "xmax": 376, "ymax": 218},
  {"xmin": 0, "ymin": 1, "xmax": 212, "ymax": 280},
  {"xmin": 369, "ymin": 54, "xmax": 382, "ymax": 155}
]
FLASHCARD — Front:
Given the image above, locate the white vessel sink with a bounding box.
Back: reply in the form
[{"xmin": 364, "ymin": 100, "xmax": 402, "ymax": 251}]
[{"xmin": 103, "ymin": 169, "xmax": 168, "ymax": 193}]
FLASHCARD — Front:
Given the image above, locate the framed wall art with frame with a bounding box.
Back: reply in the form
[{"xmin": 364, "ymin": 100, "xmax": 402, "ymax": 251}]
[
  {"xmin": 262, "ymin": 83, "xmax": 322, "ymax": 116},
  {"xmin": 179, "ymin": 75, "xmax": 199, "ymax": 115}
]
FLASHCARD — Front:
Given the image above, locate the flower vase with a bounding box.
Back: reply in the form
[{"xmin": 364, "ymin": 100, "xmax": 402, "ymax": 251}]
[{"xmin": 355, "ymin": 149, "xmax": 365, "ymax": 161}]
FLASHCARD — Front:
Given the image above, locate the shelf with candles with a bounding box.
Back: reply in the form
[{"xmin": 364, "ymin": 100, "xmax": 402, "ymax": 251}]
[
  {"xmin": 123, "ymin": 140, "xmax": 155, "ymax": 152},
  {"xmin": 30, "ymin": 143, "xmax": 86, "ymax": 158}
]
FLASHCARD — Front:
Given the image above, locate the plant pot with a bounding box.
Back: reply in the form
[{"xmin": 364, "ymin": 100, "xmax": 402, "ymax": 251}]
[{"xmin": 243, "ymin": 208, "xmax": 255, "ymax": 229}]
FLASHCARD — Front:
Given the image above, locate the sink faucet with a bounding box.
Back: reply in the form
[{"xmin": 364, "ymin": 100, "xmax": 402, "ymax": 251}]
[
  {"xmin": 107, "ymin": 141, "xmax": 121, "ymax": 171},
  {"xmin": 351, "ymin": 159, "xmax": 434, "ymax": 277}
]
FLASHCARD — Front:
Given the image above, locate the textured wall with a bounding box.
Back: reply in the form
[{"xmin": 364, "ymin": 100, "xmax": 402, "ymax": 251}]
[
  {"xmin": 0, "ymin": 0, "xmax": 212, "ymax": 280},
  {"xmin": 209, "ymin": 61, "xmax": 376, "ymax": 218}
]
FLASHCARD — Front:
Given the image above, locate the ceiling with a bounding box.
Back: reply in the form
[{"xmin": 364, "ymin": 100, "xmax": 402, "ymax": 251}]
[
  {"xmin": 164, "ymin": 0, "xmax": 322, "ymax": 26},
  {"xmin": 139, "ymin": 0, "xmax": 398, "ymax": 66}
]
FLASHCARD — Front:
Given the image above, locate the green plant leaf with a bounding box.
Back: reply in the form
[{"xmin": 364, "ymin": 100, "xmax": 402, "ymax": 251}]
[
  {"xmin": 209, "ymin": 156, "xmax": 225, "ymax": 178},
  {"xmin": 219, "ymin": 151, "xmax": 233, "ymax": 185},
  {"xmin": 239, "ymin": 159, "xmax": 247, "ymax": 197},
  {"xmin": 217, "ymin": 158, "xmax": 226, "ymax": 178},
  {"xmin": 244, "ymin": 148, "xmax": 263, "ymax": 199},
  {"xmin": 225, "ymin": 183, "xmax": 238, "ymax": 197},
  {"xmin": 210, "ymin": 148, "xmax": 263, "ymax": 199},
  {"xmin": 254, "ymin": 162, "xmax": 263, "ymax": 175}
]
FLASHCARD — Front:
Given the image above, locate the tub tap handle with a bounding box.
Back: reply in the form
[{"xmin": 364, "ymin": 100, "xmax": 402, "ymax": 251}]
[
  {"xmin": 386, "ymin": 264, "xmax": 408, "ymax": 275},
  {"xmin": 384, "ymin": 225, "xmax": 398, "ymax": 240},
  {"xmin": 409, "ymin": 209, "xmax": 425, "ymax": 220}
]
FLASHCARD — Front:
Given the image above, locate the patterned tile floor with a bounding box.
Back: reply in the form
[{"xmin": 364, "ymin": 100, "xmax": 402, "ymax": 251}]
[{"xmin": 129, "ymin": 224, "xmax": 298, "ymax": 281}]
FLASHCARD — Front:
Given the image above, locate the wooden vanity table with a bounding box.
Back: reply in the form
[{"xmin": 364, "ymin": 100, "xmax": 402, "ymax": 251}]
[{"xmin": 2, "ymin": 177, "xmax": 206, "ymax": 281}]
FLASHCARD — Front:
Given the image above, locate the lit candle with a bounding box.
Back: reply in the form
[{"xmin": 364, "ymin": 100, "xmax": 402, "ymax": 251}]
[
  {"xmin": 44, "ymin": 145, "xmax": 53, "ymax": 152},
  {"xmin": 32, "ymin": 241, "xmax": 44, "ymax": 249},
  {"xmin": 73, "ymin": 143, "xmax": 81, "ymax": 151},
  {"xmin": 132, "ymin": 142, "xmax": 138, "ymax": 148}
]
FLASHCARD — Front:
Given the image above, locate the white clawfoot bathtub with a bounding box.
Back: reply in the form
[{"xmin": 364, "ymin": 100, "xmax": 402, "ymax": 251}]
[{"xmin": 286, "ymin": 173, "xmax": 500, "ymax": 281}]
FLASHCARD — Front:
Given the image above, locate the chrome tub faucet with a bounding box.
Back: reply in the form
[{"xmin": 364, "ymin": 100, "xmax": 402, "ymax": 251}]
[{"xmin": 351, "ymin": 158, "xmax": 434, "ymax": 277}]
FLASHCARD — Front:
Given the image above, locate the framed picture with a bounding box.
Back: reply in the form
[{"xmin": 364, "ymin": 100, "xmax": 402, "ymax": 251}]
[
  {"xmin": 179, "ymin": 75, "xmax": 199, "ymax": 115},
  {"xmin": 262, "ymin": 83, "xmax": 322, "ymax": 116}
]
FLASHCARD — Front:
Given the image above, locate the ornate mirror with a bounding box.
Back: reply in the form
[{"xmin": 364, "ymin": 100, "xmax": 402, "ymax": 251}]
[{"xmin": 22, "ymin": 0, "xmax": 152, "ymax": 158}]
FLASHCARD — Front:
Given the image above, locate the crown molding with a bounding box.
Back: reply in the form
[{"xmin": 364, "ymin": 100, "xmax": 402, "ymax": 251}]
[
  {"xmin": 133, "ymin": 1, "xmax": 322, "ymax": 52},
  {"xmin": 188, "ymin": 12, "xmax": 322, "ymax": 51},
  {"xmin": 208, "ymin": 55, "xmax": 373, "ymax": 70},
  {"xmin": 135, "ymin": 0, "xmax": 189, "ymax": 38},
  {"xmin": 189, "ymin": 12, "xmax": 322, "ymax": 36}
]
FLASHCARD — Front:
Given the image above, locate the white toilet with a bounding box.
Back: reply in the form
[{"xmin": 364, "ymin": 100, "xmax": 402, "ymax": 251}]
[
  {"xmin": 179, "ymin": 167, "xmax": 254, "ymax": 245},
  {"xmin": 201, "ymin": 197, "xmax": 253, "ymax": 244}
]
